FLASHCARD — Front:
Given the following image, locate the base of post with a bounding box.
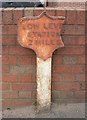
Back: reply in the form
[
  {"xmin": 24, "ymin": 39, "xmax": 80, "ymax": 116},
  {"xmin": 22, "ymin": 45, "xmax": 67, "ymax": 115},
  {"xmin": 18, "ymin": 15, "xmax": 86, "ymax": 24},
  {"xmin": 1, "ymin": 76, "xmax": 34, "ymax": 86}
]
[{"xmin": 36, "ymin": 103, "xmax": 51, "ymax": 113}]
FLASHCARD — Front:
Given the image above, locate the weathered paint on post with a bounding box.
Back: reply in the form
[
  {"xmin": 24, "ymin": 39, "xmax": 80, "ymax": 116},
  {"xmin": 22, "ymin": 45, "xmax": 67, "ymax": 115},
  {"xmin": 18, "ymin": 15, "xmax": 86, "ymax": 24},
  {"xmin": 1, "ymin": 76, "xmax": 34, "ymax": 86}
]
[{"xmin": 36, "ymin": 57, "xmax": 51, "ymax": 112}]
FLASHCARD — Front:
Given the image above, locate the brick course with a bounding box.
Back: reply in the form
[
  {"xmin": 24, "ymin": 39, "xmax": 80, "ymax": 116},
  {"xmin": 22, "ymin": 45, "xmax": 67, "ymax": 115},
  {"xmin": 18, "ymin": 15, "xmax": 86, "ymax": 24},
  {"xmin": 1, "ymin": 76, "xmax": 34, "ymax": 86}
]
[{"xmin": 1, "ymin": 8, "xmax": 85, "ymax": 109}]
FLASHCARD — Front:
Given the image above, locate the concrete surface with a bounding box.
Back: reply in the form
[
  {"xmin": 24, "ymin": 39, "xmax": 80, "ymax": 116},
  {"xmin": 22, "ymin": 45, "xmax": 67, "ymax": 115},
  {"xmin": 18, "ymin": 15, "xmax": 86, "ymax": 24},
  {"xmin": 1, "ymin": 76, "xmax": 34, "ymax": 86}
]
[{"xmin": 2, "ymin": 103, "xmax": 85, "ymax": 118}]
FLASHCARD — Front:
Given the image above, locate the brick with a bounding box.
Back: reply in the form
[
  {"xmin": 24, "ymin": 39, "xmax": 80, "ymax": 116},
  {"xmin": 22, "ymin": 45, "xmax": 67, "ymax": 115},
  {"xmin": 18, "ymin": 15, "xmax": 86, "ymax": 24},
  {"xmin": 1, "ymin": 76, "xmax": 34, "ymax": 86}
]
[
  {"xmin": 0, "ymin": 76, "xmax": 1, "ymax": 82},
  {"xmin": 9, "ymin": 46, "xmax": 34, "ymax": 55},
  {"xmin": 74, "ymin": 91, "xmax": 85, "ymax": 99},
  {"xmin": 18, "ymin": 74, "xmax": 35, "ymax": 82},
  {"xmin": 66, "ymin": 10, "xmax": 76, "ymax": 24},
  {"xmin": 86, "ymin": 38, "xmax": 87, "ymax": 45},
  {"xmin": 2, "ymin": 99, "xmax": 32, "ymax": 107},
  {"xmin": 17, "ymin": 55, "xmax": 31, "ymax": 65},
  {"xmin": 75, "ymin": 74, "xmax": 85, "ymax": 81},
  {"xmin": 53, "ymin": 65, "xmax": 85, "ymax": 74},
  {"xmin": 2, "ymin": 46, "xmax": 9, "ymax": 55},
  {"xmin": 24, "ymin": 8, "xmax": 33, "ymax": 17},
  {"xmin": 0, "ymin": 45, "xmax": 1, "ymax": 55},
  {"xmin": 46, "ymin": 10, "xmax": 55, "ymax": 16},
  {"xmin": 2, "ymin": 74, "xmax": 17, "ymax": 83},
  {"xmin": 34, "ymin": 8, "xmax": 43, "ymax": 16},
  {"xmin": 18, "ymin": 91, "xmax": 31, "ymax": 98},
  {"xmin": 0, "ymin": 25, "xmax": 2, "ymax": 39},
  {"xmin": 63, "ymin": 36, "xmax": 85, "ymax": 45},
  {"xmin": 13, "ymin": 8, "xmax": 24, "ymax": 24},
  {"xmin": 2, "ymin": 55, "xmax": 16, "ymax": 65},
  {"xmin": 86, "ymin": 82, "xmax": 87, "ymax": 91},
  {"xmin": 12, "ymin": 83, "xmax": 36, "ymax": 91},
  {"xmin": 2, "ymin": 91, "xmax": 18, "ymax": 99},
  {"xmin": 2, "ymin": 55, "xmax": 9, "ymax": 64},
  {"xmin": 0, "ymin": 9, "xmax": 2, "ymax": 24},
  {"xmin": 0, "ymin": 38, "xmax": 1, "ymax": 45},
  {"xmin": 2, "ymin": 35, "xmax": 16, "ymax": 45},
  {"xmin": 62, "ymin": 56, "xmax": 77, "ymax": 65},
  {"xmin": 9, "ymin": 55, "xmax": 17, "ymax": 65},
  {"xmin": 0, "ymin": 100, "xmax": 1, "ymax": 108},
  {"xmin": 62, "ymin": 25, "xmax": 85, "ymax": 35},
  {"xmin": 0, "ymin": 65, "xmax": 1, "ymax": 74},
  {"xmin": 10, "ymin": 65, "xmax": 35, "ymax": 75},
  {"xmin": 54, "ymin": 46, "xmax": 85, "ymax": 55},
  {"xmin": 78, "ymin": 55, "xmax": 85, "ymax": 64},
  {"xmin": 0, "ymin": 54, "xmax": 1, "ymax": 61},
  {"xmin": 2, "ymin": 8, "xmax": 13, "ymax": 24},
  {"xmin": 18, "ymin": 90, "xmax": 36, "ymax": 99},
  {"xmin": 54, "ymin": 2, "xmax": 85, "ymax": 9},
  {"xmin": 52, "ymin": 91, "xmax": 74, "ymax": 99},
  {"xmin": 2, "ymin": 84, "xmax": 10, "ymax": 91},
  {"xmin": 76, "ymin": 11, "xmax": 85, "ymax": 24},
  {"xmin": 52, "ymin": 2, "xmax": 59, "ymax": 7},
  {"xmin": 52, "ymin": 82, "xmax": 80, "ymax": 91},
  {"xmin": 86, "ymin": 57, "xmax": 87, "ymax": 64},
  {"xmin": 55, "ymin": 10, "xmax": 66, "ymax": 17},
  {"xmin": 31, "ymin": 55, "xmax": 36, "ymax": 65},
  {"xmin": 2, "ymin": 65, "xmax": 10, "ymax": 73},
  {"xmin": 52, "ymin": 74, "xmax": 75, "ymax": 82},
  {"xmin": 53, "ymin": 55, "xmax": 62, "ymax": 65},
  {"xmin": 79, "ymin": 82, "xmax": 85, "ymax": 90},
  {"xmin": 0, "ymin": 84, "xmax": 2, "ymax": 91},
  {"xmin": 48, "ymin": 2, "xmax": 53, "ymax": 7},
  {"xmin": 2, "ymin": 25, "xmax": 17, "ymax": 35}
]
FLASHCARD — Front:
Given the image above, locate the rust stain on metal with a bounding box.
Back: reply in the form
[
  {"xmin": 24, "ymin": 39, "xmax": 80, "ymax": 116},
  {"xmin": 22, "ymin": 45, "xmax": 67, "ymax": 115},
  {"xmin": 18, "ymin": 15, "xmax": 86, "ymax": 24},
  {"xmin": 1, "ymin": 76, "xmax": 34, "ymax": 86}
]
[{"xmin": 18, "ymin": 12, "xmax": 65, "ymax": 60}]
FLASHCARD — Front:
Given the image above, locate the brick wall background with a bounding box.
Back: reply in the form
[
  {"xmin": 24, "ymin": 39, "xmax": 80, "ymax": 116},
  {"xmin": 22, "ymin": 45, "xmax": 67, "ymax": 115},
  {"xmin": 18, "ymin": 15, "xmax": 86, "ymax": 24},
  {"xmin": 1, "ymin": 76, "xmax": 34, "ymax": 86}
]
[{"xmin": 1, "ymin": 6, "xmax": 85, "ymax": 109}]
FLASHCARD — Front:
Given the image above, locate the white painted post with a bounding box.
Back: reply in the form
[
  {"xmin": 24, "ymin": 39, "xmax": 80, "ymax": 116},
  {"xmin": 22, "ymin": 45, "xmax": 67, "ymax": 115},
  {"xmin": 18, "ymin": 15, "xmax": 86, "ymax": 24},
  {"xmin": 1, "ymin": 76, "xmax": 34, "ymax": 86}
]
[{"xmin": 36, "ymin": 57, "xmax": 52, "ymax": 112}]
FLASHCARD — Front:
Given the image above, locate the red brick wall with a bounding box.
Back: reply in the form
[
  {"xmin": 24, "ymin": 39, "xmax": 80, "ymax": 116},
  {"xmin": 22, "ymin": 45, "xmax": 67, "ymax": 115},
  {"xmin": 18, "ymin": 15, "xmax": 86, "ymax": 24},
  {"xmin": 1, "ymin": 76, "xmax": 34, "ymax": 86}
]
[
  {"xmin": 2, "ymin": 7, "xmax": 85, "ymax": 109},
  {"xmin": 48, "ymin": 2, "xmax": 85, "ymax": 9}
]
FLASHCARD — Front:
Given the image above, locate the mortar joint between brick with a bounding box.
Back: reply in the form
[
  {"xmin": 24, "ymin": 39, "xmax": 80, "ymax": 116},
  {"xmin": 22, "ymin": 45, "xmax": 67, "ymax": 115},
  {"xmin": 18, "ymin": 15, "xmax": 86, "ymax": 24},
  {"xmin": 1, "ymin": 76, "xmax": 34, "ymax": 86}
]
[
  {"xmin": 22, "ymin": 9, "xmax": 24, "ymax": 17},
  {"xmin": 18, "ymin": 91, "xmax": 20, "ymax": 98},
  {"xmin": 11, "ymin": 8, "xmax": 14, "ymax": 25}
]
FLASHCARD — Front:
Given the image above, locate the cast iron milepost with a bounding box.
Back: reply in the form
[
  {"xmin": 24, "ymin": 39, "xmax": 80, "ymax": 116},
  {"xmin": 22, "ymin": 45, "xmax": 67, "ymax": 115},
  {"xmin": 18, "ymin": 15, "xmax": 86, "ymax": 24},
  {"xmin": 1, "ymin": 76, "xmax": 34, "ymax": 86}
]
[{"xmin": 18, "ymin": 11, "xmax": 65, "ymax": 112}]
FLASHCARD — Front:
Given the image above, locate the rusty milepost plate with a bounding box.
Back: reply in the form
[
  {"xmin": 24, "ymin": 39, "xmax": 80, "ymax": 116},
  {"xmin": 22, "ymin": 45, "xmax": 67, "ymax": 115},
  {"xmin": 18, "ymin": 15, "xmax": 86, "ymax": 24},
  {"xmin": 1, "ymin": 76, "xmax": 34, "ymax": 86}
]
[{"xmin": 18, "ymin": 12, "xmax": 65, "ymax": 60}]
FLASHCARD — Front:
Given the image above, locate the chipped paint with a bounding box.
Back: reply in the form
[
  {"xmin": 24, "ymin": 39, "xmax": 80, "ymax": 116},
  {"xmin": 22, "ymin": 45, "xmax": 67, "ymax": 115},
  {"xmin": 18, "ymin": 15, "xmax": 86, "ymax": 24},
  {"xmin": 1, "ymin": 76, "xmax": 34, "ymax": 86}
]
[{"xmin": 36, "ymin": 57, "xmax": 51, "ymax": 112}]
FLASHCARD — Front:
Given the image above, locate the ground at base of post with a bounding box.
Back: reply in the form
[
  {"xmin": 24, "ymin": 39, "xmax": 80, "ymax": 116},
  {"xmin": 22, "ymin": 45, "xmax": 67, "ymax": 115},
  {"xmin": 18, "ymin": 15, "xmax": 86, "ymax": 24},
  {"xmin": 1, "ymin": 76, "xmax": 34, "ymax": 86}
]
[{"xmin": 2, "ymin": 103, "xmax": 85, "ymax": 118}]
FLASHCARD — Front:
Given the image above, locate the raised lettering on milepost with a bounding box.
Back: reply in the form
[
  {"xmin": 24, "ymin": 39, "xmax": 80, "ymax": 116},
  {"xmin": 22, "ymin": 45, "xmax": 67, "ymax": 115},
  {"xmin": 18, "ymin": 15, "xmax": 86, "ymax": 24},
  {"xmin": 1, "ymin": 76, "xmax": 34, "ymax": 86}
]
[{"xmin": 24, "ymin": 22, "xmax": 62, "ymax": 46}]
